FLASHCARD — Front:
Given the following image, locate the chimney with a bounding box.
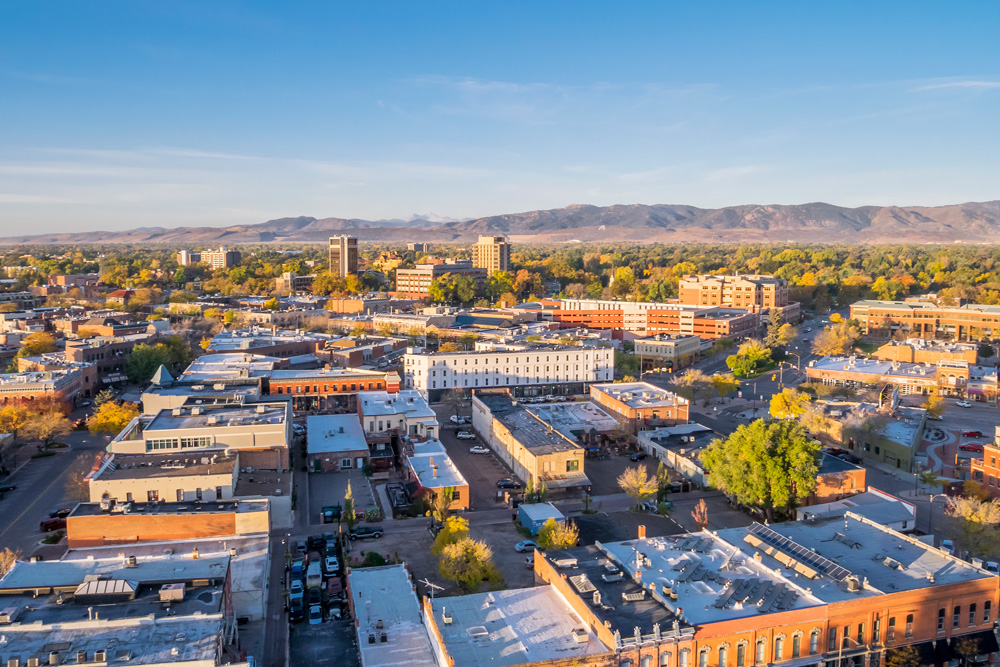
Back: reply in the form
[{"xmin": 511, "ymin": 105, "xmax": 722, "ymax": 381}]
[
  {"xmin": 192, "ymin": 548, "xmax": 199, "ymax": 559},
  {"xmin": 638, "ymin": 525, "xmax": 646, "ymax": 540}
]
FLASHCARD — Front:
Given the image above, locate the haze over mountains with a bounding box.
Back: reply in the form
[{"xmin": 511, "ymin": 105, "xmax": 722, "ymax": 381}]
[{"xmin": 3, "ymin": 200, "xmax": 1000, "ymax": 245}]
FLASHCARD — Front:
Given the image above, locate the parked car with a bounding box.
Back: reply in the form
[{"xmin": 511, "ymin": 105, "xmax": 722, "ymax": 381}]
[
  {"xmin": 290, "ymin": 558, "xmax": 305, "ymax": 577},
  {"xmin": 289, "ymin": 598, "xmax": 304, "ymax": 623},
  {"xmin": 525, "ymin": 555, "xmax": 534, "ymax": 568},
  {"xmin": 836, "ymin": 453, "xmax": 863, "ymax": 465},
  {"xmin": 927, "ymin": 414, "xmax": 943, "ymax": 421},
  {"xmin": 449, "ymin": 415, "xmax": 467, "ymax": 424},
  {"xmin": 324, "ymin": 542, "xmax": 338, "ymax": 558},
  {"xmin": 308, "ymin": 605, "xmax": 324, "ymax": 625},
  {"xmin": 941, "ymin": 539, "xmax": 955, "ymax": 555},
  {"xmin": 823, "ymin": 447, "xmax": 848, "ymax": 457},
  {"xmin": 665, "ymin": 480, "xmax": 686, "ymax": 493},
  {"xmin": 956, "ymin": 401, "xmax": 973, "ymax": 408},
  {"xmin": 326, "ymin": 576, "xmax": 344, "ymax": 602},
  {"xmin": 960, "ymin": 443, "xmax": 984, "ymax": 452},
  {"xmin": 307, "ymin": 535, "xmax": 325, "ymax": 552},
  {"xmin": 348, "ymin": 526, "xmax": 384, "ymax": 540},
  {"xmin": 469, "ymin": 445, "xmax": 489, "ymax": 454},
  {"xmin": 49, "ymin": 508, "xmax": 72, "ymax": 519},
  {"xmin": 629, "ymin": 452, "xmax": 648, "ymax": 461},
  {"xmin": 457, "ymin": 431, "xmax": 476, "ymax": 441},
  {"xmin": 39, "ymin": 517, "xmax": 65, "ymax": 532},
  {"xmin": 963, "ymin": 430, "xmax": 984, "ymax": 438},
  {"xmin": 72, "ymin": 418, "xmax": 87, "ymax": 430},
  {"xmin": 289, "ymin": 578, "xmax": 304, "ymax": 602},
  {"xmin": 0, "ymin": 483, "xmax": 16, "ymax": 493},
  {"xmin": 291, "ymin": 423, "xmax": 306, "ymax": 436},
  {"xmin": 307, "ymin": 587, "xmax": 322, "ymax": 606},
  {"xmin": 515, "ymin": 540, "xmax": 540, "ymax": 553},
  {"xmin": 496, "ymin": 478, "xmax": 521, "ymax": 489},
  {"xmin": 323, "ymin": 556, "xmax": 340, "ymax": 576},
  {"xmin": 294, "ymin": 540, "xmax": 307, "ymax": 556}
]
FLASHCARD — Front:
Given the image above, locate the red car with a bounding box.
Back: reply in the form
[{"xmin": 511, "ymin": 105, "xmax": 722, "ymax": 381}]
[
  {"xmin": 960, "ymin": 443, "xmax": 984, "ymax": 453},
  {"xmin": 39, "ymin": 517, "xmax": 66, "ymax": 532},
  {"xmin": 963, "ymin": 430, "xmax": 984, "ymax": 438}
]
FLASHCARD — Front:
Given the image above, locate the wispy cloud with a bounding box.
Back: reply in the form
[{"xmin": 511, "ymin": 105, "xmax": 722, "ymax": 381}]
[
  {"xmin": 705, "ymin": 165, "xmax": 768, "ymax": 182},
  {"xmin": 0, "ymin": 194, "xmax": 83, "ymax": 204},
  {"xmin": 912, "ymin": 79, "xmax": 1000, "ymax": 92}
]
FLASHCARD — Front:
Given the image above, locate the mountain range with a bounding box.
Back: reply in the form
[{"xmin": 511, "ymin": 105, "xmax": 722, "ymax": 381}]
[{"xmin": 3, "ymin": 200, "xmax": 999, "ymax": 245}]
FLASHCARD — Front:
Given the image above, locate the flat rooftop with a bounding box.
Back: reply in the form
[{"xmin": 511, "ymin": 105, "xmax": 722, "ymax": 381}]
[
  {"xmin": 801, "ymin": 490, "xmax": 915, "ymax": 526},
  {"xmin": 477, "ymin": 393, "xmax": 588, "ymax": 457},
  {"xmin": 307, "ymin": 414, "xmax": 367, "ymax": 454},
  {"xmin": 145, "ymin": 402, "xmax": 287, "ymax": 431},
  {"xmin": 430, "ymin": 586, "xmax": 610, "ymax": 667},
  {"xmin": 181, "ymin": 352, "xmax": 279, "ymax": 380},
  {"xmin": 349, "ymin": 565, "xmax": 437, "ymax": 667},
  {"xmin": 591, "ymin": 382, "xmax": 689, "ymax": 409},
  {"xmin": 817, "ymin": 452, "xmax": 863, "ymax": 476},
  {"xmin": 408, "ymin": 439, "xmax": 467, "ymax": 490},
  {"xmin": 90, "ymin": 452, "xmax": 237, "ymax": 482},
  {"xmin": 358, "ymin": 389, "xmax": 435, "ymax": 419},
  {"xmin": 270, "ymin": 367, "xmax": 385, "ymax": 380},
  {"xmin": 69, "ymin": 497, "xmax": 266, "ymax": 517},
  {"xmin": 527, "ymin": 401, "xmax": 620, "ymax": 439}
]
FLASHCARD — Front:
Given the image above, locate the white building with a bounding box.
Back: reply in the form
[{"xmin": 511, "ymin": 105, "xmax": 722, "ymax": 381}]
[
  {"xmin": 357, "ymin": 389, "xmax": 438, "ymax": 440},
  {"xmin": 402, "ymin": 344, "xmax": 613, "ymax": 401}
]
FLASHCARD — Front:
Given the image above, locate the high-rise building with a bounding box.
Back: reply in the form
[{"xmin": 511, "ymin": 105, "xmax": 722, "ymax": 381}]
[
  {"xmin": 471, "ymin": 235, "xmax": 510, "ymax": 274},
  {"xmin": 329, "ymin": 235, "xmax": 359, "ymax": 278}
]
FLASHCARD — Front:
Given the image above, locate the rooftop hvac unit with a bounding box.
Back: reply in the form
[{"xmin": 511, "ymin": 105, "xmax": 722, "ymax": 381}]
[
  {"xmin": 213, "ymin": 384, "xmax": 225, "ymax": 391},
  {"xmin": 206, "ymin": 416, "xmax": 218, "ymax": 425},
  {"xmin": 191, "ymin": 407, "xmax": 201, "ymax": 416},
  {"xmin": 191, "ymin": 385, "xmax": 204, "ymax": 391},
  {"xmin": 0, "ymin": 606, "xmax": 23, "ymax": 624},
  {"xmin": 172, "ymin": 408, "xmax": 182, "ymax": 416},
  {"xmin": 256, "ymin": 405, "xmax": 266, "ymax": 414}
]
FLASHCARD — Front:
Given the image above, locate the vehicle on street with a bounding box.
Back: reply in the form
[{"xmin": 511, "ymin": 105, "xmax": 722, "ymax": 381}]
[
  {"xmin": 927, "ymin": 414, "xmax": 943, "ymax": 421},
  {"xmin": 289, "ymin": 598, "xmax": 305, "ymax": 623},
  {"xmin": 515, "ymin": 540, "xmax": 540, "ymax": 553},
  {"xmin": 73, "ymin": 418, "xmax": 87, "ymax": 430},
  {"xmin": 963, "ymin": 430, "xmax": 983, "ymax": 438},
  {"xmin": 289, "ymin": 579, "xmax": 303, "ymax": 602},
  {"xmin": 308, "ymin": 605, "xmax": 323, "ymax": 625},
  {"xmin": 291, "ymin": 423, "xmax": 306, "ymax": 436},
  {"xmin": 525, "ymin": 555, "xmax": 534, "ymax": 568},
  {"xmin": 801, "ymin": 337, "xmax": 809, "ymax": 343},
  {"xmin": 941, "ymin": 539, "xmax": 955, "ymax": 555},
  {"xmin": 39, "ymin": 517, "xmax": 65, "ymax": 532},
  {"xmin": 49, "ymin": 508, "xmax": 72, "ymax": 519},
  {"xmin": 496, "ymin": 478, "xmax": 521, "ymax": 489},
  {"xmin": 985, "ymin": 562, "xmax": 1000, "ymax": 575},
  {"xmin": 79, "ymin": 400, "xmax": 92, "ymax": 407},
  {"xmin": 349, "ymin": 526, "xmax": 384, "ymax": 540},
  {"xmin": 294, "ymin": 540, "xmax": 307, "ymax": 556},
  {"xmin": 469, "ymin": 445, "xmax": 489, "ymax": 454},
  {"xmin": 449, "ymin": 415, "xmax": 467, "ymax": 424},
  {"xmin": 836, "ymin": 453, "xmax": 863, "ymax": 465},
  {"xmin": 956, "ymin": 401, "xmax": 973, "ymax": 408},
  {"xmin": 323, "ymin": 556, "xmax": 339, "ymax": 576},
  {"xmin": 960, "ymin": 443, "xmax": 984, "ymax": 452},
  {"xmin": 457, "ymin": 431, "xmax": 476, "ymax": 441},
  {"xmin": 629, "ymin": 452, "xmax": 648, "ymax": 461},
  {"xmin": 0, "ymin": 483, "xmax": 16, "ymax": 493}
]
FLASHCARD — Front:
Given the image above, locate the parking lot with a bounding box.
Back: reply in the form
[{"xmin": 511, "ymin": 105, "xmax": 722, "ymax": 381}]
[
  {"xmin": 438, "ymin": 425, "xmax": 516, "ymax": 510},
  {"xmin": 307, "ymin": 470, "xmax": 377, "ymax": 527}
]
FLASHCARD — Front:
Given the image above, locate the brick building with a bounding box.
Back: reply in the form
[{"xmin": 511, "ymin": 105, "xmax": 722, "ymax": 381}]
[
  {"xmin": 264, "ymin": 367, "xmax": 391, "ymax": 412},
  {"xmin": 553, "ymin": 299, "xmax": 759, "ymax": 340},
  {"xmin": 851, "ymin": 299, "xmax": 1000, "ymax": 342},
  {"xmin": 394, "ymin": 259, "xmax": 487, "ymax": 298},
  {"xmin": 678, "ymin": 273, "xmax": 800, "ymax": 321},
  {"xmin": 589, "ymin": 382, "xmax": 690, "ymax": 432}
]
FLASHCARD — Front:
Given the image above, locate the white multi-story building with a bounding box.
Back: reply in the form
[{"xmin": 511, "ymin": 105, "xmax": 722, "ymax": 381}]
[
  {"xmin": 357, "ymin": 389, "xmax": 438, "ymax": 440},
  {"xmin": 403, "ymin": 344, "xmax": 613, "ymax": 401}
]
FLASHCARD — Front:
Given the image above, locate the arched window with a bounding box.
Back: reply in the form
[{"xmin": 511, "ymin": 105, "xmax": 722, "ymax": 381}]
[
  {"xmin": 792, "ymin": 633, "xmax": 802, "ymax": 658},
  {"xmin": 679, "ymin": 649, "xmax": 690, "ymax": 667},
  {"xmin": 736, "ymin": 642, "xmax": 747, "ymax": 667},
  {"xmin": 756, "ymin": 639, "xmax": 766, "ymax": 663},
  {"xmin": 641, "ymin": 657, "xmax": 652, "ymax": 667},
  {"xmin": 718, "ymin": 645, "xmax": 728, "ymax": 666},
  {"xmin": 774, "ymin": 636, "xmax": 784, "ymax": 660},
  {"xmin": 810, "ymin": 630, "xmax": 821, "ymax": 654},
  {"xmin": 659, "ymin": 652, "xmax": 672, "ymax": 667},
  {"xmin": 698, "ymin": 649, "xmax": 709, "ymax": 667}
]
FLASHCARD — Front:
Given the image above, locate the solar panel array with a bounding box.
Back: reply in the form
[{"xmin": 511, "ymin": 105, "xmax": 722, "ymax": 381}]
[{"xmin": 748, "ymin": 523, "xmax": 852, "ymax": 582}]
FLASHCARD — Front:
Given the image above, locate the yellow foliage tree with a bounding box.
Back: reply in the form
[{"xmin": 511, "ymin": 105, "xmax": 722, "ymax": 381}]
[
  {"xmin": 537, "ymin": 518, "xmax": 579, "ymax": 550},
  {"xmin": 770, "ymin": 388, "xmax": 810, "ymax": 419},
  {"xmin": 88, "ymin": 401, "xmax": 140, "ymax": 435}
]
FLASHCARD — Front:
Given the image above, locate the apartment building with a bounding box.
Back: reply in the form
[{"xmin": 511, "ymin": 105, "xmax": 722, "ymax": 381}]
[
  {"xmin": 537, "ymin": 513, "xmax": 999, "ymax": 667},
  {"xmin": 393, "ymin": 259, "xmax": 487, "ymax": 298},
  {"xmin": 471, "ymin": 234, "xmax": 511, "ymax": 273},
  {"xmin": 358, "ymin": 389, "xmax": 438, "ymax": 440},
  {"xmin": 403, "ymin": 343, "xmax": 614, "ymax": 402},
  {"xmin": 177, "ymin": 246, "xmax": 242, "ymax": 269},
  {"xmin": 108, "ymin": 400, "xmax": 292, "ymax": 471},
  {"xmin": 14, "ymin": 354, "xmax": 98, "ymax": 399},
  {"xmin": 678, "ymin": 273, "xmax": 800, "ymax": 320},
  {"xmin": 204, "ymin": 328, "xmax": 330, "ymax": 357},
  {"xmin": 472, "ymin": 392, "xmax": 589, "ymax": 494},
  {"xmin": 274, "ymin": 271, "xmax": 315, "ymax": 293},
  {"xmin": 329, "ymin": 234, "xmax": 359, "ymax": 278},
  {"xmin": 554, "ymin": 298, "xmax": 759, "ymax": 340},
  {"xmin": 589, "ymin": 381, "xmax": 690, "ymax": 432},
  {"xmin": 372, "ymin": 310, "xmax": 457, "ymax": 334},
  {"xmin": 0, "ymin": 290, "xmax": 41, "ymax": 308},
  {"xmin": 306, "ymin": 414, "xmax": 369, "ymax": 472},
  {"xmin": 634, "ymin": 333, "xmax": 703, "ymax": 371},
  {"xmin": 851, "ymin": 299, "xmax": 1000, "ymax": 342}
]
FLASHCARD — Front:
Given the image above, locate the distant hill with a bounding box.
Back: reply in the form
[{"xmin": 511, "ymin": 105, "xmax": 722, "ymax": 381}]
[{"xmin": 3, "ymin": 200, "xmax": 1000, "ymax": 245}]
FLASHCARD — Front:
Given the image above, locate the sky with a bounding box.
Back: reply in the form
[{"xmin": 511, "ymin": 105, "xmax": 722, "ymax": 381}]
[{"xmin": 1, "ymin": 1, "xmax": 999, "ymax": 233}]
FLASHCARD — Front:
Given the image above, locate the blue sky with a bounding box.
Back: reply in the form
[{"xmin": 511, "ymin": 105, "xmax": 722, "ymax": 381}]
[{"xmin": 2, "ymin": 1, "xmax": 999, "ymax": 232}]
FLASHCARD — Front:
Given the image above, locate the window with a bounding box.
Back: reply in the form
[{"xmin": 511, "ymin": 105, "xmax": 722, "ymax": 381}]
[
  {"xmin": 810, "ymin": 630, "xmax": 820, "ymax": 654},
  {"xmin": 176, "ymin": 489, "xmax": 184, "ymax": 502},
  {"xmin": 567, "ymin": 459, "xmax": 580, "ymax": 472},
  {"xmin": 148, "ymin": 438, "xmax": 178, "ymax": 451},
  {"xmin": 698, "ymin": 649, "xmax": 708, "ymax": 667},
  {"xmin": 215, "ymin": 486, "xmax": 222, "ymax": 499},
  {"xmin": 126, "ymin": 492, "xmax": 133, "ymax": 502},
  {"xmin": 641, "ymin": 657, "xmax": 652, "ymax": 667},
  {"xmin": 340, "ymin": 458, "xmax": 353, "ymax": 469},
  {"xmin": 905, "ymin": 614, "xmax": 914, "ymax": 638},
  {"xmin": 678, "ymin": 650, "xmax": 689, "ymax": 667},
  {"xmin": 938, "ymin": 608, "xmax": 945, "ymax": 632},
  {"xmin": 887, "ymin": 617, "xmax": 895, "ymax": 641},
  {"xmin": 736, "ymin": 643, "xmax": 745, "ymax": 667},
  {"xmin": 147, "ymin": 490, "xmax": 158, "ymax": 502},
  {"xmin": 954, "ymin": 605, "xmax": 961, "ymax": 629},
  {"xmin": 874, "ymin": 617, "xmax": 881, "ymax": 643},
  {"xmin": 756, "ymin": 639, "xmax": 765, "ymax": 663},
  {"xmin": 970, "ymin": 604, "xmax": 977, "ymax": 626},
  {"xmin": 857, "ymin": 623, "xmax": 864, "ymax": 644},
  {"xmin": 829, "ymin": 627, "xmax": 837, "ymax": 652},
  {"xmin": 180, "ymin": 436, "xmax": 212, "ymax": 449},
  {"xmin": 196, "ymin": 488, "xmax": 203, "ymax": 501},
  {"xmin": 451, "ymin": 489, "xmax": 460, "ymax": 501},
  {"xmin": 842, "ymin": 626, "xmax": 849, "ymax": 650},
  {"xmin": 716, "ymin": 646, "xmax": 727, "ymax": 666},
  {"xmin": 774, "ymin": 637, "xmax": 784, "ymax": 660},
  {"xmin": 985, "ymin": 600, "xmax": 992, "ymax": 623},
  {"xmin": 660, "ymin": 653, "xmax": 672, "ymax": 667},
  {"xmin": 792, "ymin": 634, "xmax": 801, "ymax": 658}
]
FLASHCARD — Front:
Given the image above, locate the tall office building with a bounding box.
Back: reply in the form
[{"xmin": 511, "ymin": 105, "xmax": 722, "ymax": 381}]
[
  {"xmin": 471, "ymin": 235, "xmax": 510, "ymax": 274},
  {"xmin": 328, "ymin": 235, "xmax": 359, "ymax": 278}
]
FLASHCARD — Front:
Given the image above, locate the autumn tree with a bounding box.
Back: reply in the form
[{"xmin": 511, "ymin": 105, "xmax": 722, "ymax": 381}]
[
  {"xmin": 673, "ymin": 369, "xmax": 713, "ymax": 403},
  {"xmin": 16, "ymin": 332, "xmax": 57, "ymax": 358},
  {"xmin": 343, "ymin": 481, "xmax": 356, "ymax": 530},
  {"xmin": 22, "ymin": 412, "xmax": 72, "ymax": 447},
  {"xmin": 537, "ymin": 518, "xmax": 579, "ymax": 550},
  {"xmin": 93, "ymin": 388, "xmax": 117, "ymax": 408},
  {"xmin": 726, "ymin": 339, "xmax": 772, "ymax": 377},
  {"xmin": 711, "ymin": 374, "xmax": 740, "ymax": 401},
  {"xmin": 701, "ymin": 419, "xmax": 820, "ymax": 521},
  {"xmin": 0, "ymin": 548, "xmax": 21, "ymax": 577},
  {"xmin": 691, "ymin": 499, "xmax": 709, "ymax": 531},
  {"xmin": 770, "ymin": 388, "xmax": 810, "ymax": 419},
  {"xmin": 431, "ymin": 487, "xmax": 454, "ymax": 524},
  {"xmin": 439, "ymin": 537, "xmax": 503, "ymax": 592},
  {"xmin": 812, "ymin": 321, "xmax": 861, "ymax": 356},
  {"xmin": 947, "ymin": 496, "xmax": 1000, "ymax": 557},
  {"xmin": 88, "ymin": 401, "xmax": 139, "ymax": 435},
  {"xmin": 617, "ymin": 465, "xmax": 658, "ymax": 510},
  {"xmin": 765, "ymin": 310, "xmax": 797, "ymax": 349},
  {"xmin": 431, "ymin": 516, "xmax": 469, "ymax": 555},
  {"xmin": 922, "ymin": 389, "xmax": 944, "ymax": 419}
]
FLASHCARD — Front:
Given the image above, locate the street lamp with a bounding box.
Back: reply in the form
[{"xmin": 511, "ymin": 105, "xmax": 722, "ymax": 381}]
[{"xmin": 787, "ymin": 351, "xmax": 801, "ymax": 371}]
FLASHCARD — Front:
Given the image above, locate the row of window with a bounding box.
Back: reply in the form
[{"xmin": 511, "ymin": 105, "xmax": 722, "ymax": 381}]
[
  {"xmin": 273, "ymin": 381, "xmax": 381, "ymax": 394},
  {"xmin": 427, "ymin": 365, "xmax": 584, "ymax": 377},
  {"xmin": 147, "ymin": 436, "xmax": 213, "ymax": 450}
]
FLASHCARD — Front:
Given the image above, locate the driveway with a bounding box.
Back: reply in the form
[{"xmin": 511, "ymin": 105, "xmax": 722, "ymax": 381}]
[
  {"xmin": 438, "ymin": 427, "xmax": 516, "ymax": 510},
  {"xmin": 308, "ymin": 470, "xmax": 377, "ymax": 527}
]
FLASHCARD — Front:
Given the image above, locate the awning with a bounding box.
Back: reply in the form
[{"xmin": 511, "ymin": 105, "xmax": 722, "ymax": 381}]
[{"xmin": 950, "ymin": 630, "xmax": 1000, "ymax": 660}]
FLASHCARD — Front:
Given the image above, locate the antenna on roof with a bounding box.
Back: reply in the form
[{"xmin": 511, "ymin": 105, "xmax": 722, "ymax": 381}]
[{"xmin": 419, "ymin": 578, "xmax": 444, "ymax": 600}]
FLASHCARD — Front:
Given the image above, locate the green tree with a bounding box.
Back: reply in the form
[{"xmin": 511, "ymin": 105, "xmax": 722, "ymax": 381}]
[
  {"xmin": 439, "ymin": 537, "xmax": 503, "ymax": 593},
  {"xmin": 431, "ymin": 516, "xmax": 469, "ymax": 555},
  {"xmin": 93, "ymin": 388, "xmax": 117, "ymax": 408},
  {"xmin": 711, "ymin": 374, "xmax": 740, "ymax": 400},
  {"xmin": 765, "ymin": 309, "xmax": 786, "ymax": 349},
  {"xmin": 726, "ymin": 339, "xmax": 772, "ymax": 377},
  {"xmin": 701, "ymin": 419, "xmax": 820, "ymax": 521},
  {"xmin": 673, "ymin": 369, "xmax": 713, "ymax": 403},
  {"xmin": 263, "ymin": 297, "xmax": 280, "ymax": 311},
  {"xmin": 537, "ymin": 519, "xmax": 579, "ymax": 550},
  {"xmin": 125, "ymin": 343, "xmax": 171, "ymax": 385},
  {"xmin": 617, "ymin": 465, "xmax": 658, "ymax": 510},
  {"xmin": 769, "ymin": 388, "xmax": 810, "ymax": 419}
]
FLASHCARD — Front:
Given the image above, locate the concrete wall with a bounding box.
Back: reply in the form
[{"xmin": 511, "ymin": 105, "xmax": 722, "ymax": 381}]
[{"xmin": 89, "ymin": 470, "xmax": 237, "ymax": 503}]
